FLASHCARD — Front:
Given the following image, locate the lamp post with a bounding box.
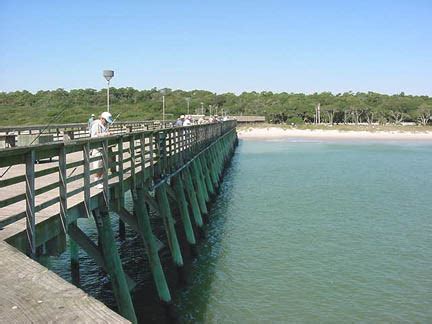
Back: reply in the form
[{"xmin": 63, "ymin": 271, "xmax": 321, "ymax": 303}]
[
  {"xmin": 103, "ymin": 70, "xmax": 114, "ymax": 113},
  {"xmin": 186, "ymin": 97, "xmax": 191, "ymax": 115},
  {"xmin": 200, "ymin": 102, "xmax": 204, "ymax": 115},
  {"xmin": 161, "ymin": 89, "xmax": 167, "ymax": 126}
]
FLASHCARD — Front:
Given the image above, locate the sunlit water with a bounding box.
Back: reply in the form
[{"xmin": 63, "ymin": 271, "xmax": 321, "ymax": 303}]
[
  {"xmin": 175, "ymin": 139, "xmax": 432, "ymax": 323},
  {"xmin": 39, "ymin": 139, "xmax": 432, "ymax": 323}
]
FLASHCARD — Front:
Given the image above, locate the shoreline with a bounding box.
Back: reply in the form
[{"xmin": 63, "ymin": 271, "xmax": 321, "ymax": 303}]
[{"xmin": 237, "ymin": 126, "xmax": 432, "ymax": 142}]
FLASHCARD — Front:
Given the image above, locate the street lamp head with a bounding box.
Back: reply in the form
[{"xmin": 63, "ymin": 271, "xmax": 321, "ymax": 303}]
[{"xmin": 103, "ymin": 70, "xmax": 114, "ymax": 82}]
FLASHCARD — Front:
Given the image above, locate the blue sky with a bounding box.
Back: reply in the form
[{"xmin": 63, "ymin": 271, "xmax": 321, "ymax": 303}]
[{"xmin": 0, "ymin": 0, "xmax": 431, "ymax": 95}]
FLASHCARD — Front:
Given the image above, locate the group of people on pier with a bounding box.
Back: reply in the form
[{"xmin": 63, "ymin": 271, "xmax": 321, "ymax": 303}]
[
  {"xmin": 87, "ymin": 111, "xmax": 230, "ymax": 189},
  {"xmin": 174, "ymin": 114, "xmax": 228, "ymax": 127}
]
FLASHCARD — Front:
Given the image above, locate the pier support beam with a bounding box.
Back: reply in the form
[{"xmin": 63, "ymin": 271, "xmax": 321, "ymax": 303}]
[
  {"xmin": 69, "ymin": 221, "xmax": 80, "ymax": 287},
  {"xmin": 199, "ymin": 155, "xmax": 215, "ymax": 196},
  {"xmin": 172, "ymin": 176, "xmax": 196, "ymax": 246},
  {"xmin": 156, "ymin": 184, "xmax": 183, "ymax": 267},
  {"xmin": 183, "ymin": 170, "xmax": 203, "ymax": 228},
  {"xmin": 93, "ymin": 208, "xmax": 137, "ymax": 323},
  {"xmin": 119, "ymin": 219, "xmax": 126, "ymax": 240},
  {"xmin": 68, "ymin": 222, "xmax": 136, "ymax": 291},
  {"xmin": 191, "ymin": 162, "xmax": 208, "ymax": 215},
  {"xmin": 134, "ymin": 186, "xmax": 172, "ymax": 303}
]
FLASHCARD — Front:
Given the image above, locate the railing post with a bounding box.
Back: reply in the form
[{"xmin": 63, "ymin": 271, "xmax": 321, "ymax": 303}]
[
  {"xmin": 59, "ymin": 145, "xmax": 68, "ymax": 233},
  {"xmin": 129, "ymin": 135, "xmax": 136, "ymax": 192},
  {"xmin": 102, "ymin": 140, "xmax": 110, "ymax": 208},
  {"xmin": 140, "ymin": 133, "xmax": 147, "ymax": 183},
  {"xmin": 118, "ymin": 137, "xmax": 126, "ymax": 239},
  {"xmin": 158, "ymin": 131, "xmax": 166, "ymax": 177},
  {"xmin": 83, "ymin": 143, "xmax": 91, "ymax": 217},
  {"xmin": 25, "ymin": 149, "xmax": 36, "ymax": 258},
  {"xmin": 149, "ymin": 133, "xmax": 154, "ymax": 178}
]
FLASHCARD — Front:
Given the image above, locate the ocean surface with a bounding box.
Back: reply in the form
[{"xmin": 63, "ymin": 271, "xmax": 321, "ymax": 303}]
[
  {"xmin": 175, "ymin": 139, "xmax": 432, "ymax": 323},
  {"xmin": 39, "ymin": 139, "xmax": 432, "ymax": 323}
]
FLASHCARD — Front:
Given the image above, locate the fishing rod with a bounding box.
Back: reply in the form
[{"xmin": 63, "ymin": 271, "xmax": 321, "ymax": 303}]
[{"xmin": 0, "ymin": 106, "xmax": 69, "ymax": 178}]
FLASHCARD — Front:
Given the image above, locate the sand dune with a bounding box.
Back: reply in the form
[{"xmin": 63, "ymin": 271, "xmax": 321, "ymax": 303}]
[{"xmin": 238, "ymin": 127, "xmax": 432, "ymax": 141}]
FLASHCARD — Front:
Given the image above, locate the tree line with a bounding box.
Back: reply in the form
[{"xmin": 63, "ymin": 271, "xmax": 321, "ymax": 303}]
[{"xmin": 0, "ymin": 87, "xmax": 431, "ymax": 126}]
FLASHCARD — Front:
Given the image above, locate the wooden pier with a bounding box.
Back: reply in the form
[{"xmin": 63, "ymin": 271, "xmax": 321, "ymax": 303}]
[
  {"xmin": 0, "ymin": 121, "xmax": 238, "ymax": 323},
  {"xmin": 234, "ymin": 115, "xmax": 266, "ymax": 123}
]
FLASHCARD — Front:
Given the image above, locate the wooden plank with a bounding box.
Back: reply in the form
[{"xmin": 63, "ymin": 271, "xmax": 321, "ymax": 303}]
[
  {"xmin": 0, "ymin": 241, "xmax": 130, "ymax": 323},
  {"xmin": 0, "ymin": 193, "xmax": 27, "ymax": 208},
  {"xmin": 0, "ymin": 174, "xmax": 25, "ymax": 188}
]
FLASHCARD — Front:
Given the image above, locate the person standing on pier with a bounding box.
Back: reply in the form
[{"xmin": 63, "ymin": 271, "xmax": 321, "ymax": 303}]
[
  {"xmin": 90, "ymin": 112, "xmax": 113, "ymax": 189},
  {"xmin": 174, "ymin": 115, "xmax": 185, "ymax": 126},
  {"xmin": 183, "ymin": 115, "xmax": 192, "ymax": 126},
  {"xmin": 88, "ymin": 113, "xmax": 95, "ymax": 133}
]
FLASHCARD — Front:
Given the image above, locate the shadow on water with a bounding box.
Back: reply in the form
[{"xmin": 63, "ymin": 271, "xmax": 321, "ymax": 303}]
[
  {"xmin": 35, "ymin": 143, "xmax": 241, "ymax": 324},
  {"xmin": 173, "ymin": 145, "xmax": 241, "ymax": 323}
]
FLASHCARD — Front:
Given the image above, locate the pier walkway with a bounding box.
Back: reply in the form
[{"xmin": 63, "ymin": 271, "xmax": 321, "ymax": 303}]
[{"xmin": 0, "ymin": 120, "xmax": 238, "ymax": 323}]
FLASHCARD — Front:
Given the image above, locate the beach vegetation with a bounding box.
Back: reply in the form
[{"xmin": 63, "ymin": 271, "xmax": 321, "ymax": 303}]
[{"xmin": 1, "ymin": 88, "xmax": 431, "ymax": 127}]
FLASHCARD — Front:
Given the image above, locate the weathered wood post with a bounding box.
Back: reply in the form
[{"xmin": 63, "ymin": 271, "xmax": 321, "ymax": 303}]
[
  {"xmin": 199, "ymin": 154, "xmax": 215, "ymax": 196},
  {"xmin": 183, "ymin": 170, "xmax": 203, "ymax": 228},
  {"xmin": 117, "ymin": 138, "xmax": 126, "ymax": 240},
  {"xmin": 25, "ymin": 149, "xmax": 36, "ymax": 258},
  {"xmin": 133, "ymin": 185, "xmax": 172, "ymax": 304},
  {"xmin": 156, "ymin": 183, "xmax": 183, "ymax": 267},
  {"xmin": 69, "ymin": 224, "xmax": 80, "ymax": 286},
  {"xmin": 93, "ymin": 208, "xmax": 137, "ymax": 323},
  {"xmin": 191, "ymin": 161, "xmax": 208, "ymax": 214},
  {"xmin": 172, "ymin": 175, "xmax": 196, "ymax": 246}
]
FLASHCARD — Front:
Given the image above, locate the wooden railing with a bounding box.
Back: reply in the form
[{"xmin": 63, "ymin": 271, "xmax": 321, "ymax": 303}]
[
  {"xmin": 0, "ymin": 121, "xmax": 237, "ymax": 256},
  {"xmin": 0, "ymin": 120, "xmax": 175, "ymax": 147}
]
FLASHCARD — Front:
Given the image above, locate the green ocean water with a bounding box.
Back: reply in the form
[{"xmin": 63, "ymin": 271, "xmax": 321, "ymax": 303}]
[{"xmin": 175, "ymin": 139, "xmax": 432, "ymax": 323}]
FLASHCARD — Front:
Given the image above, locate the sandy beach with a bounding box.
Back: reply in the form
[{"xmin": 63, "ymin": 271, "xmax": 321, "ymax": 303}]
[{"xmin": 237, "ymin": 126, "xmax": 432, "ymax": 141}]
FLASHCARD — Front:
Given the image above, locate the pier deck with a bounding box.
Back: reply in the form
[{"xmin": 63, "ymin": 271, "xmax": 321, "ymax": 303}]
[{"xmin": 0, "ymin": 241, "xmax": 129, "ymax": 323}]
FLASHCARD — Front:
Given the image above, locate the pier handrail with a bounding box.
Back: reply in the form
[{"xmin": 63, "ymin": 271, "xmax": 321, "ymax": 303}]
[
  {"xmin": 0, "ymin": 120, "xmax": 237, "ymax": 256},
  {"xmin": 0, "ymin": 120, "xmax": 175, "ymax": 145}
]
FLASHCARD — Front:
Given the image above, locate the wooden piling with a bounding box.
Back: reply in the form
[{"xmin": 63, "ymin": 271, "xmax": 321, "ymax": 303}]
[
  {"xmin": 93, "ymin": 208, "xmax": 137, "ymax": 323},
  {"xmin": 191, "ymin": 162, "xmax": 208, "ymax": 215},
  {"xmin": 183, "ymin": 170, "xmax": 203, "ymax": 227},
  {"xmin": 199, "ymin": 155, "xmax": 215, "ymax": 196},
  {"xmin": 134, "ymin": 186, "xmax": 171, "ymax": 303},
  {"xmin": 156, "ymin": 184, "xmax": 183, "ymax": 267},
  {"xmin": 172, "ymin": 176, "xmax": 196, "ymax": 245},
  {"xmin": 69, "ymin": 221, "xmax": 80, "ymax": 287}
]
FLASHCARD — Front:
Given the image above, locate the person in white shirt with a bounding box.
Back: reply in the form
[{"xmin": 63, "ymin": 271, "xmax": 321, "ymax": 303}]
[
  {"xmin": 90, "ymin": 112, "xmax": 113, "ymax": 189},
  {"xmin": 183, "ymin": 115, "xmax": 192, "ymax": 126}
]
